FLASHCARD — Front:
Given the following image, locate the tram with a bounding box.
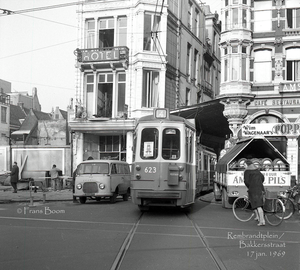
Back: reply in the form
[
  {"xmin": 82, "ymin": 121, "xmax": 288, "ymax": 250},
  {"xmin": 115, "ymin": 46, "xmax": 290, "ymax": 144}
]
[
  {"xmin": 196, "ymin": 144, "xmax": 217, "ymax": 194},
  {"xmin": 131, "ymin": 108, "xmax": 216, "ymax": 210}
]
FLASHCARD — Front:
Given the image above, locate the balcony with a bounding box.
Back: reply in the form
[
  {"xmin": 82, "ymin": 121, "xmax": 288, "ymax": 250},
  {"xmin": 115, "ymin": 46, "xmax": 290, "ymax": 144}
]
[{"xmin": 74, "ymin": 46, "xmax": 129, "ymax": 71}]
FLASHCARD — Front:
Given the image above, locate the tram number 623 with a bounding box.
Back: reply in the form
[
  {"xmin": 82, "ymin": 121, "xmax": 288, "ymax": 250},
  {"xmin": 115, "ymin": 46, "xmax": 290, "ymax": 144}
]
[{"xmin": 145, "ymin": 167, "xmax": 157, "ymax": 173}]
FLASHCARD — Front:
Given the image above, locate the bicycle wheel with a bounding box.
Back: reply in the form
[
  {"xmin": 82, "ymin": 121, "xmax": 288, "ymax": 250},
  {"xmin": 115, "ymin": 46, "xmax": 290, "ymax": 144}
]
[
  {"xmin": 278, "ymin": 198, "xmax": 294, "ymax": 220},
  {"xmin": 265, "ymin": 198, "xmax": 284, "ymax": 226},
  {"xmin": 232, "ymin": 196, "xmax": 254, "ymax": 222}
]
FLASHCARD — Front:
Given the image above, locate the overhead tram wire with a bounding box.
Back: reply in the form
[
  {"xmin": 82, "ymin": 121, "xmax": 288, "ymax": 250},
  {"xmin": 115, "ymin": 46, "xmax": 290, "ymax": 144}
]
[
  {"xmin": 0, "ymin": 1, "xmax": 85, "ymax": 15},
  {"xmin": 151, "ymin": 0, "xmax": 167, "ymax": 67}
]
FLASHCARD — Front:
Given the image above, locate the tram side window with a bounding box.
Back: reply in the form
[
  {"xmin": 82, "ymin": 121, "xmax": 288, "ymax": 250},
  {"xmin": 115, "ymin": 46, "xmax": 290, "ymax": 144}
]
[
  {"xmin": 140, "ymin": 128, "xmax": 158, "ymax": 159},
  {"xmin": 162, "ymin": 128, "xmax": 180, "ymax": 160}
]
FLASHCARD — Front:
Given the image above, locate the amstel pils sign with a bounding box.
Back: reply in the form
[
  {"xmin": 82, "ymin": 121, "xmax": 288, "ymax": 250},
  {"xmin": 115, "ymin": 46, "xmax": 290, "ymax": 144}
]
[{"xmin": 242, "ymin": 123, "xmax": 300, "ymax": 137}]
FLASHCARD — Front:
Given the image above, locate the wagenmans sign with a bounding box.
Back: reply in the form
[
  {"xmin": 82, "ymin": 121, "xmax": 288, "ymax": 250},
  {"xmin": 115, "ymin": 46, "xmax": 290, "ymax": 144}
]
[{"xmin": 242, "ymin": 123, "xmax": 300, "ymax": 137}]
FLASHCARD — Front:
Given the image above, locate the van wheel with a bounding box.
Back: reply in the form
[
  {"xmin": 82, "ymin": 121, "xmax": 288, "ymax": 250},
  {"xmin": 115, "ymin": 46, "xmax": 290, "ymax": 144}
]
[
  {"xmin": 123, "ymin": 193, "xmax": 129, "ymax": 201},
  {"xmin": 79, "ymin": 197, "xmax": 86, "ymax": 204},
  {"xmin": 110, "ymin": 193, "xmax": 117, "ymax": 203}
]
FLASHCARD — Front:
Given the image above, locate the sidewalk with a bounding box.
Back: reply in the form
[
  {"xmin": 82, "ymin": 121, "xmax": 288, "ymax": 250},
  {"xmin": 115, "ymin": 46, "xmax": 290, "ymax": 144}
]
[{"xmin": 0, "ymin": 186, "xmax": 73, "ymax": 203}]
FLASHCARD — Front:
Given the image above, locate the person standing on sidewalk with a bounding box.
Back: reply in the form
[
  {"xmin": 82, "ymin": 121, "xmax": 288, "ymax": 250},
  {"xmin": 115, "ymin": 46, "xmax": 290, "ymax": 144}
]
[
  {"xmin": 244, "ymin": 159, "xmax": 266, "ymax": 226},
  {"xmin": 10, "ymin": 162, "xmax": 19, "ymax": 193},
  {"xmin": 50, "ymin": 164, "xmax": 61, "ymax": 191}
]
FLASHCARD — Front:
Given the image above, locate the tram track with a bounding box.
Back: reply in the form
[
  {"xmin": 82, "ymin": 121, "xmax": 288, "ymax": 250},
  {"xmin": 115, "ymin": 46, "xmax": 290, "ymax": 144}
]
[
  {"xmin": 186, "ymin": 213, "xmax": 228, "ymax": 270},
  {"xmin": 110, "ymin": 212, "xmax": 144, "ymax": 270},
  {"xmin": 110, "ymin": 210, "xmax": 228, "ymax": 270}
]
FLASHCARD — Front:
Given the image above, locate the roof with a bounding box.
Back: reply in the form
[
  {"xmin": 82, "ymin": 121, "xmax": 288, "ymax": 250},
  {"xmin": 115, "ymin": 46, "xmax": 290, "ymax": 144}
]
[
  {"xmin": 10, "ymin": 104, "xmax": 27, "ymax": 127},
  {"xmin": 216, "ymin": 137, "xmax": 289, "ymax": 173},
  {"xmin": 32, "ymin": 110, "xmax": 52, "ymax": 120},
  {"xmin": 59, "ymin": 109, "xmax": 68, "ymax": 120}
]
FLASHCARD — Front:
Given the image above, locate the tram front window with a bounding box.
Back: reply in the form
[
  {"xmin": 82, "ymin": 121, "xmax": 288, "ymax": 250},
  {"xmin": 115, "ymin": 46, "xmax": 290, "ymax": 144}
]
[
  {"xmin": 162, "ymin": 128, "xmax": 180, "ymax": 160},
  {"xmin": 140, "ymin": 128, "xmax": 158, "ymax": 159}
]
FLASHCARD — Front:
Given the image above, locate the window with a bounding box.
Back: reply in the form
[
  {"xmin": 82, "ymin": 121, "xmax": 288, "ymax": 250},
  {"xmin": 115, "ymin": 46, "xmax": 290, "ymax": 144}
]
[
  {"xmin": 1, "ymin": 106, "xmax": 7, "ymax": 123},
  {"xmin": 224, "ymin": 58, "xmax": 228, "ymax": 81},
  {"xmin": 162, "ymin": 129, "xmax": 180, "ymax": 160},
  {"xmin": 144, "ymin": 14, "xmax": 160, "ymax": 51},
  {"xmin": 195, "ymin": 9, "xmax": 199, "ymax": 36},
  {"xmin": 286, "ymin": 48, "xmax": 300, "ymax": 81},
  {"xmin": 97, "ymin": 73, "xmax": 113, "ymax": 117},
  {"xmin": 194, "ymin": 49, "xmax": 199, "ymax": 83},
  {"xmin": 86, "ymin": 74, "xmax": 95, "ymax": 117},
  {"xmin": 86, "ymin": 20, "xmax": 95, "ymax": 48},
  {"xmin": 186, "ymin": 88, "xmax": 191, "ymax": 106},
  {"xmin": 117, "ymin": 73, "xmax": 126, "ymax": 117},
  {"xmin": 117, "ymin": 17, "xmax": 127, "ymax": 46},
  {"xmin": 231, "ymin": 56, "xmax": 239, "ymax": 80},
  {"xmin": 99, "ymin": 18, "xmax": 114, "ymax": 48},
  {"xmin": 186, "ymin": 43, "xmax": 192, "ymax": 78},
  {"xmin": 287, "ymin": 8, "xmax": 300, "ymax": 28},
  {"xmin": 242, "ymin": 47, "xmax": 247, "ymax": 80},
  {"xmin": 232, "ymin": 8, "xmax": 239, "ymax": 28},
  {"xmin": 99, "ymin": 136, "xmax": 121, "ymax": 160},
  {"xmin": 225, "ymin": 11, "xmax": 229, "ymax": 31},
  {"xmin": 188, "ymin": 1, "xmax": 192, "ymax": 29},
  {"xmin": 204, "ymin": 61, "xmax": 211, "ymax": 83},
  {"xmin": 142, "ymin": 70, "xmax": 159, "ymax": 108},
  {"xmin": 254, "ymin": 50, "xmax": 272, "ymax": 83},
  {"xmin": 77, "ymin": 162, "xmax": 109, "ymax": 175},
  {"xmin": 140, "ymin": 128, "xmax": 158, "ymax": 159},
  {"xmin": 254, "ymin": 1, "xmax": 272, "ymax": 32}
]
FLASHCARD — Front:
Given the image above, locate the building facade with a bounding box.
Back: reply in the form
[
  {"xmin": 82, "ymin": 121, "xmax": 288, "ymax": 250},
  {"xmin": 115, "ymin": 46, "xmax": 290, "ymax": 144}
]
[
  {"xmin": 70, "ymin": 0, "xmax": 220, "ymax": 168},
  {"xmin": 219, "ymin": 0, "xmax": 300, "ymax": 180}
]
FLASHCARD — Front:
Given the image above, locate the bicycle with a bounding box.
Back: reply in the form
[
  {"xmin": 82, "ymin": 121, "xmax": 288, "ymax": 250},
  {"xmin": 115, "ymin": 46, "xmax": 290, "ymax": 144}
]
[
  {"xmin": 278, "ymin": 185, "xmax": 300, "ymax": 219},
  {"xmin": 232, "ymin": 195, "xmax": 285, "ymax": 226}
]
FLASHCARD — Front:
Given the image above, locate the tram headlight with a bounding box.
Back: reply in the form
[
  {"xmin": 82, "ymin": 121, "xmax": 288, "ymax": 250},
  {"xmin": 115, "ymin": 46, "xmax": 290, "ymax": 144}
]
[
  {"xmin": 136, "ymin": 174, "xmax": 141, "ymax": 180},
  {"xmin": 136, "ymin": 165, "xmax": 141, "ymax": 171},
  {"xmin": 76, "ymin": 183, "xmax": 82, "ymax": 190},
  {"xmin": 99, "ymin": 183, "xmax": 105, "ymax": 190},
  {"xmin": 179, "ymin": 174, "xmax": 183, "ymax": 181}
]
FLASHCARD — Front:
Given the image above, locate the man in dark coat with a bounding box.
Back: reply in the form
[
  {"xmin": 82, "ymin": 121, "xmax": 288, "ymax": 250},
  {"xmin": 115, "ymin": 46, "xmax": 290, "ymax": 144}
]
[
  {"xmin": 10, "ymin": 162, "xmax": 19, "ymax": 193},
  {"xmin": 244, "ymin": 159, "xmax": 265, "ymax": 226}
]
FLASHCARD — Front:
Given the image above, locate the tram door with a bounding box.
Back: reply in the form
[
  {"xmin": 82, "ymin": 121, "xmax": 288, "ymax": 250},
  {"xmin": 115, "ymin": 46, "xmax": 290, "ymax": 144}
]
[{"xmin": 185, "ymin": 127, "xmax": 196, "ymax": 203}]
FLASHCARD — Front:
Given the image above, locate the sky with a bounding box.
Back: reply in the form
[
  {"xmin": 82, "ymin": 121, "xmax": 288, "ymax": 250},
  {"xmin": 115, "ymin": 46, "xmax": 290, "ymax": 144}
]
[
  {"xmin": 0, "ymin": 0, "xmax": 221, "ymax": 113},
  {"xmin": 0, "ymin": 0, "xmax": 78, "ymax": 112}
]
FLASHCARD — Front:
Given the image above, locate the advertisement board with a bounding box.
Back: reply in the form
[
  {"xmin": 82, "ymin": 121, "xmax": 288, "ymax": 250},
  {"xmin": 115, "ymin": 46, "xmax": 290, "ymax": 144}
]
[
  {"xmin": 227, "ymin": 171, "xmax": 291, "ymax": 186},
  {"xmin": 242, "ymin": 123, "xmax": 300, "ymax": 137}
]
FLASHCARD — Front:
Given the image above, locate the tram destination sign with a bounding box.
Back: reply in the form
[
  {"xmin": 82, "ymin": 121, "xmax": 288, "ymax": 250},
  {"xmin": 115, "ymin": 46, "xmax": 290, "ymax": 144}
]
[{"xmin": 242, "ymin": 123, "xmax": 300, "ymax": 137}]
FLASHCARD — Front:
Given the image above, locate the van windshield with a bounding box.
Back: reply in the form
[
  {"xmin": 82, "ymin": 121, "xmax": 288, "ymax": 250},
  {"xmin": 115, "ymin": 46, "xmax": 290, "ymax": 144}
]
[{"xmin": 77, "ymin": 163, "xmax": 109, "ymax": 175}]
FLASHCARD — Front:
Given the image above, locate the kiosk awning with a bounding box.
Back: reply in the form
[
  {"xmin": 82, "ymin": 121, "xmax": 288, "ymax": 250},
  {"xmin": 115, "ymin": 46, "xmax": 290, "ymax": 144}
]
[
  {"xmin": 171, "ymin": 99, "xmax": 231, "ymax": 151},
  {"xmin": 216, "ymin": 137, "xmax": 289, "ymax": 173}
]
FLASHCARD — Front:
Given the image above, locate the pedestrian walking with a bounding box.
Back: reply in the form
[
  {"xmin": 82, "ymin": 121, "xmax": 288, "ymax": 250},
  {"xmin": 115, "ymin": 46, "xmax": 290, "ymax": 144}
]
[
  {"xmin": 10, "ymin": 161, "xmax": 19, "ymax": 193},
  {"xmin": 244, "ymin": 159, "xmax": 266, "ymax": 226},
  {"xmin": 72, "ymin": 167, "xmax": 78, "ymax": 202},
  {"xmin": 50, "ymin": 164, "xmax": 61, "ymax": 191}
]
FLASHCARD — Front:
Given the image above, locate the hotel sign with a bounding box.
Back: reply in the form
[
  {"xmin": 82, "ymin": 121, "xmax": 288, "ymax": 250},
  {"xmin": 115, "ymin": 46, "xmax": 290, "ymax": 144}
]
[
  {"xmin": 81, "ymin": 48, "xmax": 120, "ymax": 62},
  {"xmin": 242, "ymin": 123, "xmax": 300, "ymax": 137}
]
